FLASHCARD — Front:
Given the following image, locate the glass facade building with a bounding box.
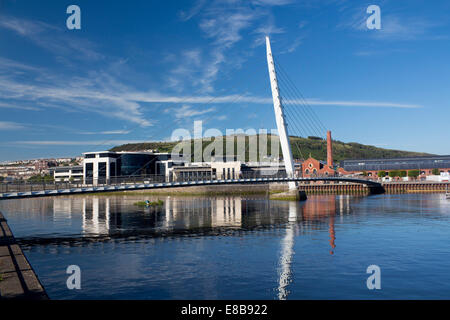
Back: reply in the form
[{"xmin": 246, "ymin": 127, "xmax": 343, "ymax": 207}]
[{"xmin": 118, "ymin": 154, "xmax": 158, "ymax": 176}]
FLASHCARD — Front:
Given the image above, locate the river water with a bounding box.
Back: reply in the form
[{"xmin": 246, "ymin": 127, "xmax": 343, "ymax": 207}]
[{"xmin": 0, "ymin": 193, "xmax": 449, "ymax": 300}]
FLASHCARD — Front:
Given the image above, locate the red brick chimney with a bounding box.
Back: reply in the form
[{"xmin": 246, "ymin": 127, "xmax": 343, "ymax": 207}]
[{"xmin": 327, "ymin": 130, "xmax": 333, "ymax": 167}]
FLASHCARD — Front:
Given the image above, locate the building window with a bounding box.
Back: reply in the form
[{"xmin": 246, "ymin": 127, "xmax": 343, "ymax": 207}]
[
  {"xmin": 305, "ymin": 169, "xmax": 310, "ymax": 174},
  {"xmin": 110, "ymin": 162, "xmax": 116, "ymax": 177},
  {"xmin": 99, "ymin": 153, "xmax": 112, "ymax": 158},
  {"xmin": 85, "ymin": 163, "xmax": 93, "ymax": 178},
  {"xmin": 98, "ymin": 162, "xmax": 107, "ymax": 178}
]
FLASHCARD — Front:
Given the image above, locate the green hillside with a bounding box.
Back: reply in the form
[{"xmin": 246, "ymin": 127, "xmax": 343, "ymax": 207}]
[{"xmin": 110, "ymin": 134, "xmax": 432, "ymax": 162}]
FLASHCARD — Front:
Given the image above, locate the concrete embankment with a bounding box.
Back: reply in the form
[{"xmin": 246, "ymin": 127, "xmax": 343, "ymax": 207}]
[
  {"xmin": 88, "ymin": 183, "xmax": 277, "ymax": 196},
  {"xmin": 0, "ymin": 212, "xmax": 48, "ymax": 300},
  {"xmin": 298, "ymin": 182, "xmax": 450, "ymax": 195},
  {"xmin": 70, "ymin": 182, "xmax": 449, "ymax": 197}
]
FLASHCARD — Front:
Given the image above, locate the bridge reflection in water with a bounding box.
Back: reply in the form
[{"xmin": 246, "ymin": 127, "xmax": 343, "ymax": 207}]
[
  {"xmin": 46, "ymin": 195, "xmax": 354, "ymax": 299},
  {"xmin": 276, "ymin": 195, "xmax": 351, "ymax": 299}
]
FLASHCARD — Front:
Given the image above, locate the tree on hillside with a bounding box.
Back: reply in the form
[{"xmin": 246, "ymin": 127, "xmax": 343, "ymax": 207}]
[
  {"xmin": 399, "ymin": 171, "xmax": 407, "ymax": 178},
  {"xmin": 110, "ymin": 136, "xmax": 434, "ymax": 163},
  {"xmin": 432, "ymin": 168, "xmax": 440, "ymax": 175}
]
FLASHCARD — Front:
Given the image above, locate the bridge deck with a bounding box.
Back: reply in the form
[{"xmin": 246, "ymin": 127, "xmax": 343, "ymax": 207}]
[{"xmin": 0, "ymin": 177, "xmax": 382, "ymax": 200}]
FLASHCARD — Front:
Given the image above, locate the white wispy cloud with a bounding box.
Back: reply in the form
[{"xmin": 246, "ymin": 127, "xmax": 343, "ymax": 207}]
[
  {"xmin": 126, "ymin": 92, "xmax": 422, "ymax": 109},
  {"xmin": 0, "ymin": 15, "xmax": 103, "ymax": 61},
  {"xmin": 14, "ymin": 140, "xmax": 146, "ymax": 146},
  {"xmin": 372, "ymin": 15, "xmax": 441, "ymax": 41},
  {"xmin": 173, "ymin": 0, "xmax": 295, "ymax": 93},
  {"xmin": 166, "ymin": 104, "xmax": 216, "ymax": 120},
  {"xmin": 78, "ymin": 130, "xmax": 131, "ymax": 135},
  {"xmin": 178, "ymin": 0, "xmax": 208, "ymax": 21},
  {"xmin": 251, "ymin": 0, "xmax": 294, "ymax": 5},
  {"xmin": 0, "ymin": 101, "xmax": 40, "ymax": 111},
  {"xmin": 0, "ymin": 121, "xmax": 25, "ymax": 130},
  {"xmin": 0, "ymin": 56, "xmax": 43, "ymax": 73},
  {"xmin": 167, "ymin": 49, "xmax": 204, "ymax": 90},
  {"xmin": 339, "ymin": 6, "xmax": 443, "ymax": 41},
  {"xmin": 198, "ymin": 9, "xmax": 256, "ymax": 92},
  {"xmin": 0, "ymin": 15, "xmax": 55, "ymax": 36},
  {"xmin": 0, "ymin": 44, "xmax": 421, "ymax": 135},
  {"xmin": 253, "ymin": 20, "xmax": 286, "ymax": 47},
  {"xmin": 279, "ymin": 36, "xmax": 303, "ymax": 54},
  {"xmin": 301, "ymin": 99, "xmax": 422, "ymax": 109},
  {"xmin": 0, "ymin": 61, "xmax": 153, "ymax": 127}
]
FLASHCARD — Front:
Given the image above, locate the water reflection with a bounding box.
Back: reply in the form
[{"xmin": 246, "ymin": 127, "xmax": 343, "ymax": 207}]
[
  {"xmin": 48, "ymin": 195, "xmax": 354, "ymax": 301},
  {"xmin": 275, "ymin": 195, "xmax": 354, "ymax": 299},
  {"xmin": 277, "ymin": 202, "xmax": 297, "ymax": 300},
  {"xmin": 7, "ymin": 194, "xmax": 354, "ymax": 299},
  {"xmin": 39, "ymin": 196, "xmax": 271, "ymax": 241},
  {"xmin": 2, "ymin": 194, "xmax": 450, "ymax": 300},
  {"xmin": 82, "ymin": 198, "xmax": 110, "ymax": 235}
]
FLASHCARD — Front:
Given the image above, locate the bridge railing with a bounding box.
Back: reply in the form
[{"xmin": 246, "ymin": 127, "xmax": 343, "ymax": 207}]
[{"xmin": 0, "ymin": 174, "xmax": 167, "ymax": 193}]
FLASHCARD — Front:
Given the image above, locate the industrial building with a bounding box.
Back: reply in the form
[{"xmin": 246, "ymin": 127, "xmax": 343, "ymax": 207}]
[
  {"xmin": 300, "ymin": 131, "xmax": 347, "ymax": 177},
  {"xmin": 340, "ymin": 155, "xmax": 450, "ymax": 177}
]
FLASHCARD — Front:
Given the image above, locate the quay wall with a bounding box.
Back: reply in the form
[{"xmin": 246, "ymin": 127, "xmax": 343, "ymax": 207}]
[
  {"xmin": 93, "ymin": 182, "xmax": 450, "ymax": 196},
  {"xmin": 298, "ymin": 182, "xmax": 450, "ymax": 195},
  {"xmin": 0, "ymin": 212, "xmax": 48, "ymax": 299}
]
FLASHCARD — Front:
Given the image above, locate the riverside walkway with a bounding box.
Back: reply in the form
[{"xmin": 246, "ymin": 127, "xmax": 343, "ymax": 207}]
[{"xmin": 0, "ymin": 211, "xmax": 48, "ymax": 299}]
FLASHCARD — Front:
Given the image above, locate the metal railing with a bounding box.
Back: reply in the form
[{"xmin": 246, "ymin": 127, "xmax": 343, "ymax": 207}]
[
  {"xmin": 0, "ymin": 174, "xmax": 166, "ymax": 193},
  {"xmin": 0, "ymin": 172, "xmax": 385, "ymax": 194}
]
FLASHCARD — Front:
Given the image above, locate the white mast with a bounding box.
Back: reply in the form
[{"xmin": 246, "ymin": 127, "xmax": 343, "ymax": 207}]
[{"xmin": 266, "ymin": 36, "xmax": 296, "ymax": 190}]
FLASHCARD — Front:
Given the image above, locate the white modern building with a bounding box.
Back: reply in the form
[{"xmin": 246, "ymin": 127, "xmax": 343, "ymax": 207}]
[
  {"xmin": 82, "ymin": 151, "xmax": 171, "ymax": 185},
  {"xmin": 83, "ymin": 151, "xmax": 119, "ymax": 185},
  {"xmin": 53, "ymin": 165, "xmax": 83, "ymax": 182},
  {"xmin": 79, "ymin": 150, "xmax": 290, "ymax": 185}
]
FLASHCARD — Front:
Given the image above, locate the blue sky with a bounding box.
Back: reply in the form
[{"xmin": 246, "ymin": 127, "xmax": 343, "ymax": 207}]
[{"xmin": 0, "ymin": 0, "xmax": 449, "ymax": 161}]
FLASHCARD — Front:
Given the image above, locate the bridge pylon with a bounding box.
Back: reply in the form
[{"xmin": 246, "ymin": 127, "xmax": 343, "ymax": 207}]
[{"xmin": 266, "ymin": 36, "xmax": 297, "ymax": 191}]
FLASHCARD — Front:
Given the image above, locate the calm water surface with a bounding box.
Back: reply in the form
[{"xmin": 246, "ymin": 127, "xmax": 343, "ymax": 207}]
[{"xmin": 0, "ymin": 193, "xmax": 449, "ymax": 299}]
